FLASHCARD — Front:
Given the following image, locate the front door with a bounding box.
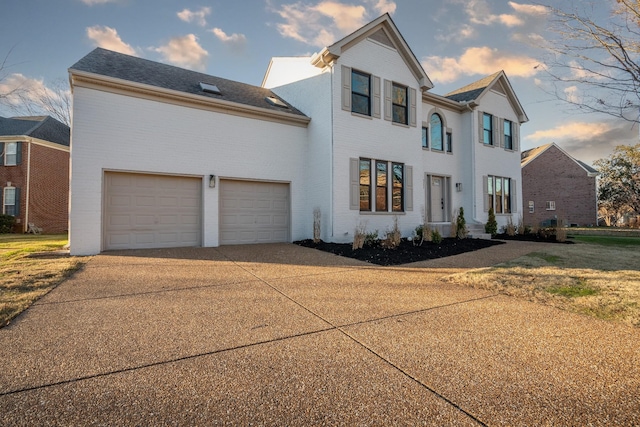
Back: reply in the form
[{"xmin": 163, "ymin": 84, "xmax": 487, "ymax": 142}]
[{"xmin": 429, "ymin": 176, "xmax": 445, "ymax": 222}]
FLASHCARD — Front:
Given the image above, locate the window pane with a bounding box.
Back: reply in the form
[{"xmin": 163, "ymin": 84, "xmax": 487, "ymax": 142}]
[
  {"xmin": 504, "ymin": 179, "xmax": 511, "ymax": 213},
  {"xmin": 446, "ymin": 133, "xmax": 452, "ymax": 153},
  {"xmin": 352, "ymin": 71, "xmax": 370, "ymax": 96},
  {"xmin": 483, "ymin": 113, "xmax": 493, "ymax": 145},
  {"xmin": 504, "ymin": 120, "xmax": 512, "ymax": 149},
  {"xmin": 495, "ymin": 178, "xmax": 503, "ymax": 213},
  {"xmin": 392, "ymin": 105, "xmax": 407, "ymax": 125},
  {"xmin": 352, "ymin": 93, "xmax": 370, "ymax": 115},
  {"xmin": 422, "ymin": 127, "xmax": 428, "ymax": 148},
  {"xmin": 359, "ymin": 160, "xmax": 370, "ymax": 211},
  {"xmin": 392, "ymin": 163, "xmax": 403, "ymax": 212},
  {"xmin": 5, "ymin": 142, "xmax": 17, "ymax": 166},
  {"xmin": 4, "ymin": 188, "xmax": 15, "ymax": 216},
  {"xmin": 430, "ymin": 114, "xmax": 443, "ymax": 151},
  {"xmin": 376, "ymin": 161, "xmax": 387, "ymax": 211},
  {"xmin": 392, "ymin": 85, "xmax": 406, "ymax": 106}
]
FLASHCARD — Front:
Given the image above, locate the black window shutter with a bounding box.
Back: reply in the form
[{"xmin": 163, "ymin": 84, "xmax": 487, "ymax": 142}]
[
  {"xmin": 16, "ymin": 142, "xmax": 22, "ymax": 165},
  {"xmin": 0, "ymin": 142, "xmax": 4, "ymax": 166},
  {"xmin": 15, "ymin": 187, "xmax": 20, "ymax": 217}
]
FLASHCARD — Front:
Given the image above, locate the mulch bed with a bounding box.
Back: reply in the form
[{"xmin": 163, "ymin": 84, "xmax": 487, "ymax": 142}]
[{"xmin": 294, "ymin": 238, "xmax": 505, "ymax": 266}]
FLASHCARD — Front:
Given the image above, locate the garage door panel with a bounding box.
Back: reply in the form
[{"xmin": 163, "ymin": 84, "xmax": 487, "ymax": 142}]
[
  {"xmin": 219, "ymin": 180, "xmax": 290, "ymax": 245},
  {"xmin": 104, "ymin": 172, "xmax": 202, "ymax": 250}
]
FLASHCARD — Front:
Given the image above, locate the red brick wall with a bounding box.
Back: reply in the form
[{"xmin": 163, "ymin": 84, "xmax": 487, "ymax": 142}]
[
  {"xmin": 522, "ymin": 145, "xmax": 597, "ymax": 227},
  {"xmin": 28, "ymin": 143, "xmax": 70, "ymax": 233},
  {"xmin": 0, "ymin": 141, "xmax": 69, "ymax": 233}
]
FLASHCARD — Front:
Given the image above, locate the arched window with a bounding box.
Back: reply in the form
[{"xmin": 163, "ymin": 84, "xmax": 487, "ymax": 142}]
[{"xmin": 430, "ymin": 113, "xmax": 443, "ymax": 151}]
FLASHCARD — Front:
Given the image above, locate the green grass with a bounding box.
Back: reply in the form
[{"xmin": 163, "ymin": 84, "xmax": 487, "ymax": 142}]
[
  {"xmin": 547, "ymin": 278, "xmax": 599, "ymax": 297},
  {"xmin": 572, "ymin": 235, "xmax": 640, "ymax": 246},
  {"xmin": 528, "ymin": 252, "xmax": 562, "ymax": 264},
  {"xmin": 0, "ymin": 234, "xmax": 85, "ymax": 328}
]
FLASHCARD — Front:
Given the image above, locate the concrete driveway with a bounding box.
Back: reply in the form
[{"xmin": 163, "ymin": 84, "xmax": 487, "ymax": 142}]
[{"xmin": 1, "ymin": 242, "xmax": 639, "ymax": 426}]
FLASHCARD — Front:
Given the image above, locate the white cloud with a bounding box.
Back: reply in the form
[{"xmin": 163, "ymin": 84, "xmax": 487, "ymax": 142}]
[
  {"xmin": 86, "ymin": 25, "xmax": 137, "ymax": 56},
  {"xmin": 526, "ymin": 121, "xmax": 611, "ymax": 141},
  {"xmin": 211, "ymin": 28, "xmax": 247, "ymax": 47},
  {"xmin": 564, "ymin": 86, "xmax": 580, "ymax": 104},
  {"xmin": 459, "ymin": 0, "xmax": 523, "ymax": 27},
  {"xmin": 272, "ymin": 0, "xmax": 395, "ymax": 47},
  {"xmin": 0, "ymin": 74, "xmax": 70, "ymax": 121},
  {"xmin": 177, "ymin": 7, "xmax": 211, "ymax": 27},
  {"xmin": 422, "ymin": 46, "xmax": 540, "ymax": 83},
  {"xmin": 508, "ymin": 2, "xmax": 547, "ymax": 16},
  {"xmin": 436, "ymin": 24, "xmax": 475, "ymax": 43},
  {"xmin": 152, "ymin": 34, "xmax": 209, "ymax": 71}
]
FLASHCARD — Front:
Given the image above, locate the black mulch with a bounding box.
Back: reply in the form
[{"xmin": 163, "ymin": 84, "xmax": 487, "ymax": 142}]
[
  {"xmin": 294, "ymin": 238, "xmax": 505, "ymax": 266},
  {"xmin": 493, "ymin": 233, "xmax": 574, "ymax": 244}
]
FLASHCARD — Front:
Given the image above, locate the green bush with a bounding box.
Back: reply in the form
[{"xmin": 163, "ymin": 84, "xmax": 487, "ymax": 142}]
[
  {"xmin": 485, "ymin": 207, "xmax": 498, "ymax": 236},
  {"xmin": 431, "ymin": 229, "xmax": 442, "ymax": 244},
  {"xmin": 456, "ymin": 207, "xmax": 468, "ymax": 239},
  {"xmin": 0, "ymin": 214, "xmax": 16, "ymax": 234},
  {"xmin": 364, "ymin": 230, "xmax": 379, "ymax": 246}
]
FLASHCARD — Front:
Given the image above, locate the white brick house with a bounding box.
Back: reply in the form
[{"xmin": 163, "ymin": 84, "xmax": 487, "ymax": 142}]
[{"xmin": 68, "ymin": 14, "xmax": 527, "ymax": 255}]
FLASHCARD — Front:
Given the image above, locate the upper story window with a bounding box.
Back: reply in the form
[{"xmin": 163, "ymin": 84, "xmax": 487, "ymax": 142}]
[
  {"xmin": 446, "ymin": 132, "xmax": 452, "ymax": 153},
  {"xmin": 483, "ymin": 113, "xmax": 493, "ymax": 145},
  {"xmin": 504, "ymin": 119, "xmax": 513, "ymax": 150},
  {"xmin": 4, "ymin": 142, "xmax": 17, "ymax": 166},
  {"xmin": 421, "ymin": 127, "xmax": 428, "ymax": 149},
  {"xmin": 392, "ymin": 83, "xmax": 408, "ymax": 125},
  {"xmin": 546, "ymin": 201, "xmax": 556, "ymax": 211},
  {"xmin": 430, "ymin": 113, "xmax": 443, "ymax": 151},
  {"xmin": 351, "ymin": 70, "xmax": 371, "ymax": 116}
]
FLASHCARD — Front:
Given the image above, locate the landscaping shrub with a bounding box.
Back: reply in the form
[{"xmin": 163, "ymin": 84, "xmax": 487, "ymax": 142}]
[
  {"xmin": 381, "ymin": 217, "xmax": 401, "ymax": 249},
  {"xmin": 0, "ymin": 215, "xmax": 15, "ymax": 234},
  {"xmin": 431, "ymin": 229, "xmax": 442, "ymax": 244},
  {"xmin": 364, "ymin": 230, "xmax": 379, "ymax": 246},
  {"xmin": 456, "ymin": 207, "xmax": 468, "ymax": 239},
  {"xmin": 485, "ymin": 208, "xmax": 498, "ymax": 236}
]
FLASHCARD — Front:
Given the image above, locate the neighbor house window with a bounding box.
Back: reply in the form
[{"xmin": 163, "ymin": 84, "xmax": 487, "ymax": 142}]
[
  {"xmin": 446, "ymin": 132, "xmax": 452, "ymax": 153},
  {"xmin": 376, "ymin": 161, "xmax": 387, "ymax": 211},
  {"xmin": 486, "ymin": 176, "xmax": 512, "ymax": 214},
  {"xmin": 529, "ymin": 201, "xmax": 534, "ymax": 213},
  {"xmin": 352, "ymin": 70, "xmax": 371, "ymax": 116},
  {"xmin": 504, "ymin": 120, "xmax": 513, "ymax": 150},
  {"xmin": 430, "ymin": 113, "xmax": 443, "ymax": 151},
  {"xmin": 392, "ymin": 83, "xmax": 408, "ymax": 124},
  {"xmin": 3, "ymin": 187, "xmax": 17, "ymax": 216},
  {"xmin": 5, "ymin": 142, "xmax": 17, "ymax": 166},
  {"xmin": 483, "ymin": 113, "xmax": 493, "ymax": 145},
  {"xmin": 421, "ymin": 127, "xmax": 428, "ymax": 149},
  {"xmin": 546, "ymin": 201, "xmax": 556, "ymax": 211},
  {"xmin": 359, "ymin": 159, "xmax": 371, "ymax": 211},
  {"xmin": 359, "ymin": 158, "xmax": 404, "ymax": 212}
]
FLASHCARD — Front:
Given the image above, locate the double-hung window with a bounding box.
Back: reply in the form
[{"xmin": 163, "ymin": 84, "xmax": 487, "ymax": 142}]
[
  {"xmin": 392, "ymin": 83, "xmax": 407, "ymax": 125},
  {"xmin": 358, "ymin": 158, "xmax": 404, "ymax": 212},
  {"xmin": 3, "ymin": 187, "xmax": 17, "ymax": 216},
  {"xmin": 351, "ymin": 70, "xmax": 371, "ymax": 116},
  {"xmin": 430, "ymin": 113, "xmax": 443, "ymax": 151},
  {"xmin": 483, "ymin": 113, "xmax": 493, "ymax": 145},
  {"xmin": 421, "ymin": 127, "xmax": 428, "ymax": 149},
  {"xmin": 446, "ymin": 132, "xmax": 452, "ymax": 153},
  {"xmin": 504, "ymin": 119, "xmax": 513, "ymax": 150},
  {"xmin": 4, "ymin": 142, "xmax": 17, "ymax": 166}
]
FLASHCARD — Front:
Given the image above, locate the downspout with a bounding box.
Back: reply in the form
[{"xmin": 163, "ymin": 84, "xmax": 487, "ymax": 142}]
[{"xmin": 24, "ymin": 139, "xmax": 32, "ymax": 232}]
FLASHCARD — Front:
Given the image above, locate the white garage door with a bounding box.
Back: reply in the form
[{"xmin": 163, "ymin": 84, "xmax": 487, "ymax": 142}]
[
  {"xmin": 219, "ymin": 180, "xmax": 290, "ymax": 245},
  {"xmin": 104, "ymin": 172, "xmax": 201, "ymax": 250}
]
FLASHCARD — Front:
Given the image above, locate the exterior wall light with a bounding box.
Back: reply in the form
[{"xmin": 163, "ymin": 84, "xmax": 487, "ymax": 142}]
[{"xmin": 209, "ymin": 174, "xmax": 216, "ymax": 188}]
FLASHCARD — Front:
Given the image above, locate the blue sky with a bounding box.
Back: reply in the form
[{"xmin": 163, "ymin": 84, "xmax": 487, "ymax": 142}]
[{"xmin": 1, "ymin": 0, "xmax": 637, "ymax": 165}]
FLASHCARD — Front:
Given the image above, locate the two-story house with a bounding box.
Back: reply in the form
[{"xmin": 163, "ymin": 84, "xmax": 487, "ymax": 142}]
[
  {"xmin": 68, "ymin": 14, "xmax": 527, "ymax": 255},
  {"xmin": 0, "ymin": 116, "xmax": 70, "ymax": 233}
]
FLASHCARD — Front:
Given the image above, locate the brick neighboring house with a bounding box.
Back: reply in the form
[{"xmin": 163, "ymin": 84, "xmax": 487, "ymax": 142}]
[
  {"xmin": 0, "ymin": 116, "xmax": 70, "ymax": 233},
  {"xmin": 521, "ymin": 143, "xmax": 598, "ymax": 227}
]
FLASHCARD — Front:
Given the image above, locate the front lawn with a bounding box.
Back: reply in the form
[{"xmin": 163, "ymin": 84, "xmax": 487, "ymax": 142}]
[{"xmin": 0, "ymin": 234, "xmax": 85, "ymax": 328}]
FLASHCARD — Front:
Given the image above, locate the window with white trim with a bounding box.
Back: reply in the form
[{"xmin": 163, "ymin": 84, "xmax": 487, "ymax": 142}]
[
  {"xmin": 5, "ymin": 142, "xmax": 17, "ymax": 166},
  {"xmin": 546, "ymin": 201, "xmax": 556, "ymax": 211},
  {"xmin": 421, "ymin": 126, "xmax": 428, "ymax": 149},
  {"xmin": 483, "ymin": 113, "xmax": 493, "ymax": 146},
  {"xmin": 359, "ymin": 158, "xmax": 404, "ymax": 212},
  {"xmin": 529, "ymin": 201, "xmax": 534, "ymax": 213},
  {"xmin": 504, "ymin": 120, "xmax": 513, "ymax": 150},
  {"xmin": 430, "ymin": 113, "xmax": 443, "ymax": 151},
  {"xmin": 392, "ymin": 83, "xmax": 408, "ymax": 125},
  {"xmin": 3, "ymin": 187, "xmax": 18, "ymax": 216},
  {"xmin": 446, "ymin": 132, "xmax": 452, "ymax": 153},
  {"xmin": 351, "ymin": 70, "xmax": 371, "ymax": 116}
]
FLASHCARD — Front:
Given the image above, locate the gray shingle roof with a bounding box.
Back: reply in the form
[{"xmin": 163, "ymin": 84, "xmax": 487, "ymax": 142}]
[
  {"xmin": 0, "ymin": 116, "xmax": 70, "ymax": 146},
  {"xmin": 69, "ymin": 48, "xmax": 307, "ymax": 117},
  {"xmin": 444, "ymin": 71, "xmax": 502, "ymax": 102}
]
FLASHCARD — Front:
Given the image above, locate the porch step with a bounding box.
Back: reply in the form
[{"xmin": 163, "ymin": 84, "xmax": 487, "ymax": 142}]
[{"xmin": 467, "ymin": 224, "xmax": 492, "ymax": 240}]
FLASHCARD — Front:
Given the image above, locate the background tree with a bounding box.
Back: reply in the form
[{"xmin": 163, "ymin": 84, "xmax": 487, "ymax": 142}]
[
  {"xmin": 594, "ymin": 144, "xmax": 640, "ymax": 225},
  {"xmin": 542, "ymin": 0, "xmax": 640, "ymax": 123}
]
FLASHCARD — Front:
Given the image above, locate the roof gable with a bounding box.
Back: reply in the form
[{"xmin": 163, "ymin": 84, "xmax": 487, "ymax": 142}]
[
  {"xmin": 311, "ymin": 14, "xmax": 433, "ymax": 91},
  {"xmin": 445, "ymin": 71, "xmax": 529, "ymax": 123},
  {"xmin": 521, "ymin": 143, "xmax": 598, "ymax": 176}
]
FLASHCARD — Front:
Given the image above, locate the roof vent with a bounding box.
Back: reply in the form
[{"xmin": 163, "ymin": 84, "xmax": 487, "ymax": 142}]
[
  {"xmin": 265, "ymin": 96, "xmax": 289, "ymax": 108},
  {"xmin": 199, "ymin": 82, "xmax": 221, "ymax": 95}
]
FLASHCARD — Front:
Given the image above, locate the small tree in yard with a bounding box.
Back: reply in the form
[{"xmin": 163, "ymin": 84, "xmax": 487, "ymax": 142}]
[
  {"xmin": 485, "ymin": 207, "xmax": 498, "ymax": 236},
  {"xmin": 456, "ymin": 207, "xmax": 468, "ymax": 239}
]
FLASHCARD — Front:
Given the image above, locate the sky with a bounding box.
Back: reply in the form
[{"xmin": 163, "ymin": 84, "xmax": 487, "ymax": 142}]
[{"xmin": 1, "ymin": 0, "xmax": 638, "ymax": 166}]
